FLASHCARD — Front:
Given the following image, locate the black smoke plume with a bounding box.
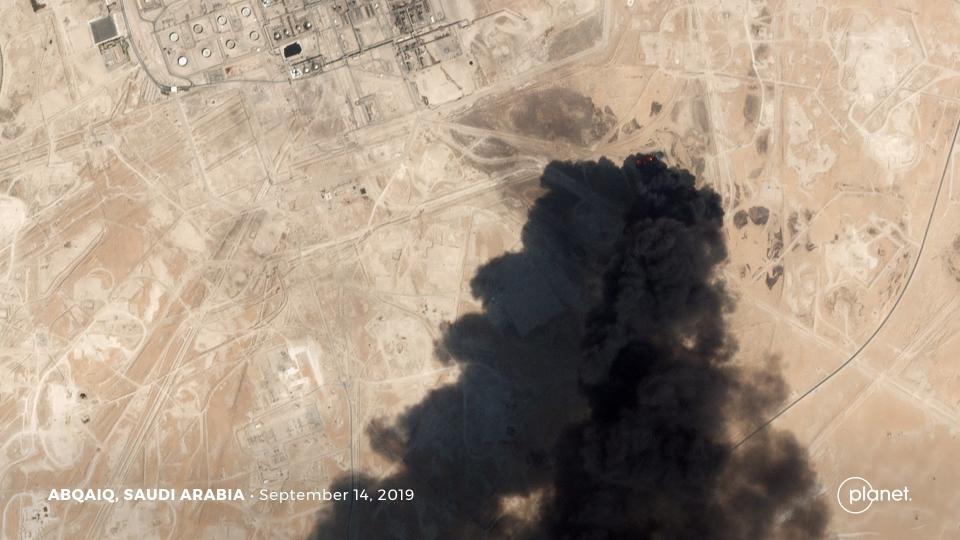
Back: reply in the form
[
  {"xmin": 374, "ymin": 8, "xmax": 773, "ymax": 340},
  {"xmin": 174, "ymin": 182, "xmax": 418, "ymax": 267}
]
[{"xmin": 308, "ymin": 155, "xmax": 828, "ymax": 539}]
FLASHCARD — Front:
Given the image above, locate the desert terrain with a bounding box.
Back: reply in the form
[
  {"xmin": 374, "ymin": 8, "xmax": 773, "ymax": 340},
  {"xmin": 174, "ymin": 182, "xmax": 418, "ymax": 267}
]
[{"xmin": 1, "ymin": 0, "xmax": 960, "ymax": 538}]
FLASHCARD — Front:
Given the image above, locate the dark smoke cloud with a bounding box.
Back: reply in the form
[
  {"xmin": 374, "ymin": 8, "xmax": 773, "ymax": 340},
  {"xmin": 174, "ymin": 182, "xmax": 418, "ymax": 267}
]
[{"xmin": 308, "ymin": 156, "xmax": 828, "ymax": 540}]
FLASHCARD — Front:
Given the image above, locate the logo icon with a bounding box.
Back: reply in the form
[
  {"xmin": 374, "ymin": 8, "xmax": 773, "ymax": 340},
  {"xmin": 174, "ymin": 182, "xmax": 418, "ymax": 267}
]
[{"xmin": 837, "ymin": 476, "xmax": 911, "ymax": 515}]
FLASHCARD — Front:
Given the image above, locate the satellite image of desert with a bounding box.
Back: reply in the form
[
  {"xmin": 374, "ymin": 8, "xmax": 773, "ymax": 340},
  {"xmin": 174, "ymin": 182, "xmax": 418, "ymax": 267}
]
[{"xmin": 1, "ymin": 0, "xmax": 960, "ymax": 538}]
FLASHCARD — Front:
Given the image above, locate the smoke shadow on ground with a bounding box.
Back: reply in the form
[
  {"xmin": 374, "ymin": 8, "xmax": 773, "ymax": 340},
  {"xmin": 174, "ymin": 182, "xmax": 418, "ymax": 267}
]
[{"xmin": 308, "ymin": 155, "xmax": 828, "ymax": 540}]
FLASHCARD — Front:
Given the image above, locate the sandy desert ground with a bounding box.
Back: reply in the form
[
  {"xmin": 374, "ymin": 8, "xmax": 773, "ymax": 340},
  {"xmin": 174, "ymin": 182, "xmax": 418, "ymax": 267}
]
[{"xmin": 2, "ymin": 0, "xmax": 960, "ymax": 538}]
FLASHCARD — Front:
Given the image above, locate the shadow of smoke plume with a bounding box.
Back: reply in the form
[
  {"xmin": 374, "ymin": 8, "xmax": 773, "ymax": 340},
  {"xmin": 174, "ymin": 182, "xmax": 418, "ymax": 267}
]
[{"xmin": 309, "ymin": 155, "xmax": 828, "ymax": 540}]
